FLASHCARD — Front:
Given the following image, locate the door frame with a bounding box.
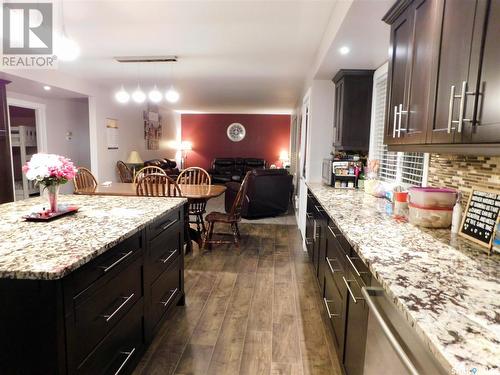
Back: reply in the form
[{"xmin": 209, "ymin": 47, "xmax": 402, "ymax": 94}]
[{"xmin": 6, "ymin": 97, "xmax": 48, "ymax": 199}]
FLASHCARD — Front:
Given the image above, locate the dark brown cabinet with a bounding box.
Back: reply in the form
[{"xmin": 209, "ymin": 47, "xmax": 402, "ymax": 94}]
[
  {"xmin": 384, "ymin": 0, "xmax": 500, "ymax": 150},
  {"xmin": 333, "ymin": 70, "xmax": 374, "ymax": 151}
]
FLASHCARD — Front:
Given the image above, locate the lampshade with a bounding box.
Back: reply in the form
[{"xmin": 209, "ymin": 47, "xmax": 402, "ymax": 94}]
[
  {"xmin": 279, "ymin": 150, "xmax": 289, "ymax": 161},
  {"xmin": 127, "ymin": 150, "xmax": 143, "ymax": 164}
]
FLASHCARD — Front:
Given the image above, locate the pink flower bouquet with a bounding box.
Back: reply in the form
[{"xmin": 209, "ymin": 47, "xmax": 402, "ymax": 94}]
[{"xmin": 22, "ymin": 153, "xmax": 77, "ymax": 212}]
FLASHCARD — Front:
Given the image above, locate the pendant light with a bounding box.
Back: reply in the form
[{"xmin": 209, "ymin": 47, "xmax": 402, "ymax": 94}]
[
  {"xmin": 148, "ymin": 85, "xmax": 162, "ymax": 103},
  {"xmin": 165, "ymin": 86, "xmax": 180, "ymax": 103},
  {"xmin": 115, "ymin": 85, "xmax": 130, "ymax": 104},
  {"xmin": 55, "ymin": 0, "xmax": 80, "ymax": 61},
  {"xmin": 132, "ymin": 85, "xmax": 146, "ymax": 103}
]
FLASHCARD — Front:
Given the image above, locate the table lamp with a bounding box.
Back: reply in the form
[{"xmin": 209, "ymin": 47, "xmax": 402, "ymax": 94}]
[
  {"xmin": 179, "ymin": 141, "xmax": 192, "ymax": 169},
  {"xmin": 126, "ymin": 150, "xmax": 143, "ymax": 177},
  {"xmin": 279, "ymin": 150, "xmax": 290, "ymax": 169}
]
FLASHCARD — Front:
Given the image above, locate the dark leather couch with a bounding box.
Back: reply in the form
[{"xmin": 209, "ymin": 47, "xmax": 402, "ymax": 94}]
[
  {"xmin": 209, "ymin": 158, "xmax": 266, "ymax": 184},
  {"xmin": 144, "ymin": 158, "xmax": 180, "ymax": 177},
  {"xmin": 225, "ymin": 169, "xmax": 292, "ymax": 219}
]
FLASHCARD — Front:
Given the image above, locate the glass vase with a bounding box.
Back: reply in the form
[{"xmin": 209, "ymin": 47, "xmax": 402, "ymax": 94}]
[{"xmin": 47, "ymin": 184, "xmax": 60, "ymax": 213}]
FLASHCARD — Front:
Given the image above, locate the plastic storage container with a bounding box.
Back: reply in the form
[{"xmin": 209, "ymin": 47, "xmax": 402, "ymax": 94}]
[
  {"xmin": 408, "ymin": 187, "xmax": 457, "ymax": 208},
  {"xmin": 408, "ymin": 203, "xmax": 453, "ymax": 228}
]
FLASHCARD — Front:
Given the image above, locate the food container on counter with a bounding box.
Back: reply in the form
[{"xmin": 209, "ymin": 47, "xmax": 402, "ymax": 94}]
[
  {"xmin": 408, "ymin": 203, "xmax": 453, "ymax": 228},
  {"xmin": 394, "ymin": 191, "xmax": 409, "ymax": 220},
  {"xmin": 408, "ymin": 187, "xmax": 457, "ymax": 208}
]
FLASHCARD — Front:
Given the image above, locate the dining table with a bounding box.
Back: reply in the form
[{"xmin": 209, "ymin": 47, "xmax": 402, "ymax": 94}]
[{"xmin": 74, "ymin": 182, "xmax": 227, "ymax": 252}]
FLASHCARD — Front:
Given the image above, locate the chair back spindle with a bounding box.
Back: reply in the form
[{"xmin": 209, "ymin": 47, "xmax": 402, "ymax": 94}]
[
  {"xmin": 74, "ymin": 167, "xmax": 98, "ymax": 192},
  {"xmin": 176, "ymin": 167, "xmax": 211, "ymax": 185},
  {"xmin": 136, "ymin": 173, "xmax": 182, "ymax": 197},
  {"xmin": 133, "ymin": 166, "xmax": 166, "ymax": 183}
]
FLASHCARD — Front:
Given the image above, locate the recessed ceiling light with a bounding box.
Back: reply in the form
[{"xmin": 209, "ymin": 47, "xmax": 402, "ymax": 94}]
[
  {"xmin": 339, "ymin": 46, "xmax": 350, "ymax": 55},
  {"xmin": 43, "ymin": 85, "xmax": 51, "ymax": 91}
]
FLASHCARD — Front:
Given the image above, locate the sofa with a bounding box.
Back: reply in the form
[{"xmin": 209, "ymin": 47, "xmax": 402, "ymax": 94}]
[
  {"xmin": 225, "ymin": 168, "xmax": 292, "ymax": 219},
  {"xmin": 143, "ymin": 158, "xmax": 180, "ymax": 177},
  {"xmin": 209, "ymin": 158, "xmax": 266, "ymax": 184}
]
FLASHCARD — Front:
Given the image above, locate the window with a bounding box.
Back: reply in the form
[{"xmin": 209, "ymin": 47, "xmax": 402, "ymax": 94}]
[{"xmin": 368, "ymin": 63, "xmax": 429, "ymax": 187}]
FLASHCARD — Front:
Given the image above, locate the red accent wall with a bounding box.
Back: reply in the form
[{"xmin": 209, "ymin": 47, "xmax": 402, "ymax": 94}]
[{"xmin": 181, "ymin": 114, "xmax": 291, "ymax": 170}]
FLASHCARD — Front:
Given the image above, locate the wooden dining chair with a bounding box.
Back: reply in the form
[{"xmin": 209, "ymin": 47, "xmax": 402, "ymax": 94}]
[
  {"xmin": 176, "ymin": 167, "xmax": 211, "ymax": 234},
  {"xmin": 136, "ymin": 173, "xmax": 182, "ymax": 197},
  {"xmin": 73, "ymin": 167, "xmax": 97, "ymax": 192},
  {"xmin": 116, "ymin": 161, "xmax": 133, "ymax": 183},
  {"xmin": 202, "ymin": 171, "xmax": 250, "ymax": 251},
  {"xmin": 133, "ymin": 166, "xmax": 166, "ymax": 183}
]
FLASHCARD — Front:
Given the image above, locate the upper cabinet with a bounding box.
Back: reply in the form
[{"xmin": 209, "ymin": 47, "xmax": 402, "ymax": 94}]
[
  {"xmin": 383, "ymin": 0, "xmax": 500, "ymax": 149},
  {"xmin": 333, "ymin": 70, "xmax": 374, "ymax": 152}
]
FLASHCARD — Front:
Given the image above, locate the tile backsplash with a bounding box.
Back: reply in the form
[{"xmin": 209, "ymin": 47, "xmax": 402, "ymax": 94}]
[{"xmin": 427, "ymin": 154, "xmax": 500, "ymax": 207}]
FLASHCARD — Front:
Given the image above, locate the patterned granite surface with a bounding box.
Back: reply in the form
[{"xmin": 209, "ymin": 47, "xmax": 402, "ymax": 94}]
[
  {"xmin": 307, "ymin": 182, "xmax": 499, "ymax": 374},
  {"xmin": 0, "ymin": 195, "xmax": 186, "ymax": 280}
]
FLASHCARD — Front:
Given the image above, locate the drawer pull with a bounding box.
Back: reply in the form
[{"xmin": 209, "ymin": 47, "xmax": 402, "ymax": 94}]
[
  {"xmin": 100, "ymin": 250, "xmax": 134, "ymax": 273},
  {"xmin": 160, "ymin": 288, "xmax": 178, "ymax": 307},
  {"xmin": 314, "ymin": 205, "xmax": 325, "ymax": 213},
  {"xmin": 159, "ymin": 249, "xmax": 178, "ymax": 264},
  {"xmin": 343, "ymin": 276, "xmax": 363, "ymax": 304},
  {"xmin": 102, "ymin": 293, "xmax": 135, "ymax": 323},
  {"xmin": 305, "ymin": 238, "xmax": 313, "ymax": 246},
  {"xmin": 306, "ymin": 213, "xmax": 313, "ymax": 220},
  {"xmin": 114, "ymin": 347, "xmax": 136, "ymax": 375},
  {"xmin": 326, "ymin": 257, "xmax": 341, "ymax": 275},
  {"xmin": 323, "ymin": 298, "xmax": 339, "ymax": 318},
  {"xmin": 161, "ymin": 219, "xmax": 178, "ymax": 232},
  {"xmin": 345, "ymin": 254, "xmax": 365, "ymax": 277},
  {"xmin": 327, "ymin": 225, "xmax": 337, "ymax": 238}
]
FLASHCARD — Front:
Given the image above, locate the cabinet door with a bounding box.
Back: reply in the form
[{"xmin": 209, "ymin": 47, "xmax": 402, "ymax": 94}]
[
  {"xmin": 402, "ymin": 0, "xmax": 439, "ymax": 144},
  {"xmin": 334, "ymin": 80, "xmax": 344, "ymax": 147},
  {"xmin": 343, "ymin": 274, "xmax": 369, "ymax": 375},
  {"xmin": 428, "ymin": 0, "xmax": 483, "ymax": 144},
  {"xmin": 473, "ymin": 0, "xmax": 500, "ymax": 143},
  {"xmin": 385, "ymin": 8, "xmax": 413, "ymax": 145}
]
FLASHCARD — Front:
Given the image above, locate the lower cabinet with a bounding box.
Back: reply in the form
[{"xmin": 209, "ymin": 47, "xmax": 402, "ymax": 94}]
[
  {"xmin": 0, "ymin": 206, "xmax": 185, "ymax": 375},
  {"xmin": 308, "ymin": 189, "xmax": 372, "ymax": 375}
]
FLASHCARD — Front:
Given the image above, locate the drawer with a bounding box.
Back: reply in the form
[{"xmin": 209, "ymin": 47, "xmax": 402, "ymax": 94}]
[
  {"xmin": 77, "ymin": 299, "xmax": 143, "ymax": 375},
  {"xmin": 149, "ymin": 256, "xmax": 181, "ymax": 331},
  {"xmin": 148, "ymin": 225, "xmax": 181, "ymax": 283},
  {"xmin": 345, "ymin": 251, "xmax": 371, "ymax": 287},
  {"xmin": 68, "ymin": 252, "xmax": 143, "ymax": 366},
  {"xmin": 64, "ymin": 233, "xmax": 142, "ymax": 305},
  {"xmin": 327, "ymin": 220, "xmax": 351, "ymax": 254},
  {"xmin": 324, "ymin": 272, "xmax": 346, "ymax": 357},
  {"xmin": 148, "ymin": 208, "xmax": 181, "ymax": 240}
]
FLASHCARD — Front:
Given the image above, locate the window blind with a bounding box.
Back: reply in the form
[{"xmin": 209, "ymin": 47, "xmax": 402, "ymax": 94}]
[{"xmin": 368, "ymin": 63, "xmax": 428, "ymax": 187}]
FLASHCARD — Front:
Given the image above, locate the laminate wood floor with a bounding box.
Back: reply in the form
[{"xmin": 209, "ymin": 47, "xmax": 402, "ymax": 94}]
[{"xmin": 133, "ymin": 223, "xmax": 342, "ymax": 375}]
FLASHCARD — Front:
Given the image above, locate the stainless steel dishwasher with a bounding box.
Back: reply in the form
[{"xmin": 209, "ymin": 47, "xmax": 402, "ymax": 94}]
[{"xmin": 361, "ymin": 287, "xmax": 447, "ymax": 375}]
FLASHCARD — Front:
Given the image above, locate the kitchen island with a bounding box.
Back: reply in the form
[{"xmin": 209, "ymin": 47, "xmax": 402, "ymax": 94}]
[
  {"xmin": 306, "ymin": 182, "xmax": 499, "ymax": 375},
  {"xmin": 0, "ymin": 194, "xmax": 186, "ymax": 374}
]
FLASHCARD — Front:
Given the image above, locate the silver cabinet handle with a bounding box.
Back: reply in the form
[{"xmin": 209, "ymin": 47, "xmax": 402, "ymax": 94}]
[
  {"xmin": 457, "ymin": 81, "xmax": 467, "ymax": 133},
  {"xmin": 100, "ymin": 250, "xmax": 133, "ymax": 273},
  {"xmin": 447, "ymin": 85, "xmax": 456, "ymax": 133},
  {"xmin": 102, "ymin": 293, "xmax": 135, "ymax": 323},
  {"xmin": 305, "ymin": 238, "xmax": 313, "ymax": 245},
  {"xmin": 345, "ymin": 254, "xmax": 364, "ymax": 277},
  {"xmin": 114, "ymin": 348, "xmax": 136, "ymax": 375},
  {"xmin": 326, "ymin": 257, "xmax": 340, "ymax": 275},
  {"xmin": 327, "ymin": 225, "xmax": 336, "ymax": 238},
  {"xmin": 313, "ymin": 219, "xmax": 318, "ymax": 240},
  {"xmin": 161, "ymin": 219, "xmax": 178, "ymax": 232},
  {"xmin": 323, "ymin": 298, "xmax": 340, "ymax": 318},
  {"xmin": 393, "ymin": 105, "xmax": 398, "ymax": 138},
  {"xmin": 398, "ymin": 103, "xmax": 408, "ymax": 138},
  {"xmin": 362, "ymin": 287, "xmax": 419, "ymax": 375},
  {"xmin": 314, "ymin": 205, "xmax": 325, "ymax": 213},
  {"xmin": 160, "ymin": 288, "xmax": 178, "ymax": 307},
  {"xmin": 159, "ymin": 249, "xmax": 178, "ymax": 264},
  {"xmin": 306, "ymin": 213, "xmax": 313, "ymax": 220},
  {"xmin": 343, "ymin": 276, "xmax": 363, "ymax": 304}
]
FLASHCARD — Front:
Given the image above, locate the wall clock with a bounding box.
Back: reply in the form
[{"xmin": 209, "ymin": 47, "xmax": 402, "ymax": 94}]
[{"xmin": 227, "ymin": 123, "xmax": 246, "ymax": 142}]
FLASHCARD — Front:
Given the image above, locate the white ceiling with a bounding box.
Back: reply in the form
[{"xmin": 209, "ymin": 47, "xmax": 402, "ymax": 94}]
[
  {"xmin": 56, "ymin": 0, "xmax": 339, "ymax": 112},
  {"xmin": 4, "ymin": 0, "xmax": 393, "ymax": 112}
]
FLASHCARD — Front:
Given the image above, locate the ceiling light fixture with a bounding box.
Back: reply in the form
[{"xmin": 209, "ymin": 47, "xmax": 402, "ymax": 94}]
[
  {"xmin": 132, "ymin": 86, "xmax": 146, "ymax": 104},
  {"xmin": 43, "ymin": 85, "xmax": 51, "ymax": 91},
  {"xmin": 165, "ymin": 86, "xmax": 180, "ymax": 103},
  {"xmin": 148, "ymin": 86, "xmax": 163, "ymax": 103},
  {"xmin": 339, "ymin": 46, "xmax": 350, "ymax": 55},
  {"xmin": 115, "ymin": 85, "xmax": 130, "ymax": 104}
]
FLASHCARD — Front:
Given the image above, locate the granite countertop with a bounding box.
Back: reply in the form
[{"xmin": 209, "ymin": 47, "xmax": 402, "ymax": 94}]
[
  {"xmin": 307, "ymin": 182, "xmax": 499, "ymax": 374},
  {"xmin": 0, "ymin": 195, "xmax": 186, "ymax": 280}
]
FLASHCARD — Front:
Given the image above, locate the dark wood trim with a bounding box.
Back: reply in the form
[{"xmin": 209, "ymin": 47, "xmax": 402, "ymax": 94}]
[
  {"xmin": 382, "ymin": 0, "xmax": 414, "ymax": 24},
  {"xmin": 0, "ymin": 79, "xmax": 13, "ymax": 204},
  {"xmin": 387, "ymin": 143, "xmax": 500, "ymax": 155},
  {"xmin": 333, "ymin": 69, "xmax": 374, "ymax": 84}
]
